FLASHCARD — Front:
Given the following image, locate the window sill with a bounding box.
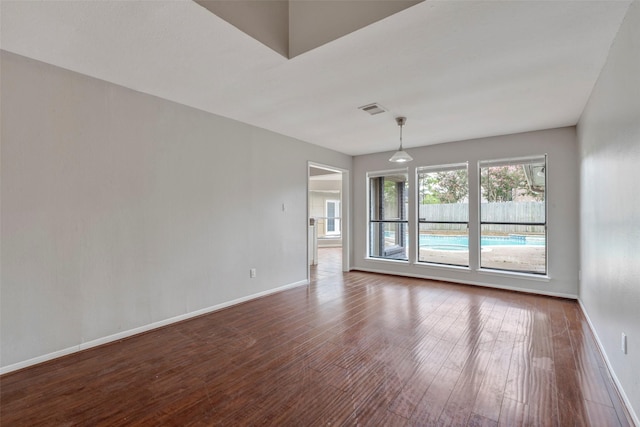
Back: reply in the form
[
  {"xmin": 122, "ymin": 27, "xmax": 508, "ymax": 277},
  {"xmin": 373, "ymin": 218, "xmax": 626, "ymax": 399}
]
[
  {"xmin": 365, "ymin": 257, "xmax": 409, "ymax": 264},
  {"xmin": 413, "ymin": 262, "xmax": 471, "ymax": 273},
  {"xmin": 477, "ymin": 268, "xmax": 550, "ymax": 282}
]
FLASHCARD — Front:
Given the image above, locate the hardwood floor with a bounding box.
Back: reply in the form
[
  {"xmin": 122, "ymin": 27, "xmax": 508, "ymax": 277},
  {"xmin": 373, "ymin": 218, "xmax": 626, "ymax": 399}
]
[{"xmin": 1, "ymin": 248, "xmax": 633, "ymax": 426}]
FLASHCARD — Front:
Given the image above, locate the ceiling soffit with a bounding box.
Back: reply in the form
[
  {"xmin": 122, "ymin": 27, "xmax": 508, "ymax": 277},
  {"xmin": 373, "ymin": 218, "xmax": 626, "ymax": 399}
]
[{"xmin": 194, "ymin": 0, "xmax": 423, "ymax": 58}]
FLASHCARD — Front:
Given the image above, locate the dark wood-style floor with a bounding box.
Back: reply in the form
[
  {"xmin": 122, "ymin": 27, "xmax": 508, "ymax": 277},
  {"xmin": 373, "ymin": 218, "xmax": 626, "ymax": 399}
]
[{"xmin": 1, "ymin": 248, "xmax": 633, "ymax": 426}]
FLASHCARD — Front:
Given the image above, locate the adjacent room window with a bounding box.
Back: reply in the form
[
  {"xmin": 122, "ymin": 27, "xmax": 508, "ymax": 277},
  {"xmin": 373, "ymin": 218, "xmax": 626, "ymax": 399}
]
[
  {"xmin": 368, "ymin": 171, "xmax": 409, "ymax": 261},
  {"xmin": 417, "ymin": 164, "xmax": 469, "ymax": 267},
  {"xmin": 479, "ymin": 156, "xmax": 546, "ymax": 274},
  {"xmin": 325, "ymin": 199, "xmax": 341, "ymax": 236}
]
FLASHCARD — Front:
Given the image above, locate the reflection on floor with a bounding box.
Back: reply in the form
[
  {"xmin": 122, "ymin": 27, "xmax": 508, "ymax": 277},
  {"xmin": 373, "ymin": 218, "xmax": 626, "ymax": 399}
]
[{"xmin": 310, "ymin": 247, "xmax": 342, "ymax": 280}]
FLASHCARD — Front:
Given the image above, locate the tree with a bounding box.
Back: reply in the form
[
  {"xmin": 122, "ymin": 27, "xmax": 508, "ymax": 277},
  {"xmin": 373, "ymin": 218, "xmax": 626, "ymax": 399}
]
[
  {"xmin": 419, "ymin": 170, "xmax": 468, "ymax": 204},
  {"xmin": 418, "ymin": 165, "xmax": 543, "ymax": 205},
  {"xmin": 481, "ymin": 165, "xmax": 543, "ymax": 202}
]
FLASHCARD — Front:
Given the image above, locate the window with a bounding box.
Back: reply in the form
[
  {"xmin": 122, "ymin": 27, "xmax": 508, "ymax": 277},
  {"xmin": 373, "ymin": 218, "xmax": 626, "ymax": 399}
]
[
  {"xmin": 325, "ymin": 200, "xmax": 341, "ymax": 236},
  {"xmin": 479, "ymin": 157, "xmax": 546, "ymax": 274},
  {"xmin": 417, "ymin": 164, "xmax": 469, "ymax": 267},
  {"xmin": 368, "ymin": 171, "xmax": 408, "ymax": 260}
]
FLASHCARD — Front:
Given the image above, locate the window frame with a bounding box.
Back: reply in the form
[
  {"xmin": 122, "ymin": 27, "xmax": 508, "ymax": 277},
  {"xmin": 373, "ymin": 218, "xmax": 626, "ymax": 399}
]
[
  {"xmin": 478, "ymin": 155, "xmax": 547, "ymax": 275},
  {"xmin": 325, "ymin": 199, "xmax": 341, "ymax": 236},
  {"xmin": 367, "ymin": 169, "xmax": 409, "ymax": 262},
  {"xmin": 416, "ymin": 163, "xmax": 470, "ymax": 268}
]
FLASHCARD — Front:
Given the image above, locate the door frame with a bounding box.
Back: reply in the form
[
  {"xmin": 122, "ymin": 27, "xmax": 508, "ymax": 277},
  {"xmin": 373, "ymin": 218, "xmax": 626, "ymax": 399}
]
[{"xmin": 307, "ymin": 161, "xmax": 350, "ymax": 280}]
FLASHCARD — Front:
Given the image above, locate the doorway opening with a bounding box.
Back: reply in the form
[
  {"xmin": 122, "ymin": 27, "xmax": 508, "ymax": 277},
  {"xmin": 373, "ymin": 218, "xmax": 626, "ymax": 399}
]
[{"xmin": 308, "ymin": 163, "xmax": 348, "ymax": 279}]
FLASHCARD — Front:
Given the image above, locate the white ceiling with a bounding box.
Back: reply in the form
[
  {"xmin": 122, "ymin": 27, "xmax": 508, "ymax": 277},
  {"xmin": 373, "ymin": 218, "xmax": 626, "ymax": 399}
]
[{"xmin": 0, "ymin": 0, "xmax": 632, "ymax": 156}]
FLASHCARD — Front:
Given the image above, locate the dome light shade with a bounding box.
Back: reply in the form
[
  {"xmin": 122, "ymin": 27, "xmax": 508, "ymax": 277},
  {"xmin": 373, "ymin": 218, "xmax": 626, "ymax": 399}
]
[
  {"xmin": 389, "ymin": 149, "xmax": 413, "ymax": 162},
  {"xmin": 389, "ymin": 116, "xmax": 413, "ymax": 163}
]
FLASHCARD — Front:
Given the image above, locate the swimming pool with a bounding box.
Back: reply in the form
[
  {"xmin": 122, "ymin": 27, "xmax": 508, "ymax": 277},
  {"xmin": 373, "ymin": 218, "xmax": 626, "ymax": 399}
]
[{"xmin": 419, "ymin": 234, "xmax": 545, "ymax": 251}]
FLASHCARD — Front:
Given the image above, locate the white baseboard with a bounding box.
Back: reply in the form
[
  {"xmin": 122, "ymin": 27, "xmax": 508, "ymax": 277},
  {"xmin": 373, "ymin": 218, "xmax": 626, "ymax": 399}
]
[
  {"xmin": 351, "ymin": 267, "xmax": 577, "ymax": 299},
  {"xmin": 0, "ymin": 279, "xmax": 308, "ymax": 375},
  {"xmin": 577, "ymin": 299, "xmax": 639, "ymax": 427}
]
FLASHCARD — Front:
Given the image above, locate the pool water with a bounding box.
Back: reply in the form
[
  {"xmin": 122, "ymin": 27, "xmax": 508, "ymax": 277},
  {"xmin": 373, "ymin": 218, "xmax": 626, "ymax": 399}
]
[{"xmin": 420, "ymin": 234, "xmax": 544, "ymax": 251}]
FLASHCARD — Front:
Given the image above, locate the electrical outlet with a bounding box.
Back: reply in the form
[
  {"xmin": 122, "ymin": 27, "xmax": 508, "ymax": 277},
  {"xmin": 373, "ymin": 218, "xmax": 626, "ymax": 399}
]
[
  {"xmin": 250, "ymin": 268, "xmax": 257, "ymax": 278},
  {"xmin": 621, "ymin": 333, "xmax": 627, "ymax": 354}
]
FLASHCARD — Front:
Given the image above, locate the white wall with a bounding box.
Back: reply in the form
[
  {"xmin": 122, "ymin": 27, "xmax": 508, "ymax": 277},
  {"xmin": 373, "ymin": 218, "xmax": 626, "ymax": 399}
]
[
  {"xmin": 0, "ymin": 51, "xmax": 351, "ymax": 371},
  {"xmin": 352, "ymin": 127, "xmax": 580, "ymax": 297},
  {"xmin": 577, "ymin": 0, "xmax": 640, "ymax": 422}
]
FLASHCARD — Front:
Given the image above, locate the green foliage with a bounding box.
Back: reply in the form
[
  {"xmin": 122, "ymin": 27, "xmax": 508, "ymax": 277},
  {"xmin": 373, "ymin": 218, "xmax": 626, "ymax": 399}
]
[
  {"xmin": 481, "ymin": 165, "xmax": 543, "ymax": 202},
  {"xmin": 418, "ymin": 165, "xmax": 544, "ymax": 204},
  {"xmin": 383, "ymin": 180, "xmax": 399, "ymax": 209},
  {"xmin": 419, "ymin": 169, "xmax": 468, "ymax": 204},
  {"xmin": 381, "ymin": 178, "xmax": 408, "ymax": 219},
  {"xmin": 422, "ymin": 193, "xmax": 441, "ymax": 204}
]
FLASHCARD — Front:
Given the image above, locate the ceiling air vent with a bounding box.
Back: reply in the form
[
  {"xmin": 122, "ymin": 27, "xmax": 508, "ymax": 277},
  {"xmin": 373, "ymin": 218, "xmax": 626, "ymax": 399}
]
[{"xmin": 358, "ymin": 103, "xmax": 387, "ymax": 115}]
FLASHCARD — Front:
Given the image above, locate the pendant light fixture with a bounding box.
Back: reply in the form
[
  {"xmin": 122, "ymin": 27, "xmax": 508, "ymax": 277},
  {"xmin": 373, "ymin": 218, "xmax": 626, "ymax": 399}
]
[{"xmin": 389, "ymin": 116, "xmax": 413, "ymax": 163}]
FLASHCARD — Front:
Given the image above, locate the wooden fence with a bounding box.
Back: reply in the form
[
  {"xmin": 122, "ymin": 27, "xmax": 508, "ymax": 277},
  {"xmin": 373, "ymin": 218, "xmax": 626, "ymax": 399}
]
[{"xmin": 419, "ymin": 202, "xmax": 545, "ymax": 233}]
